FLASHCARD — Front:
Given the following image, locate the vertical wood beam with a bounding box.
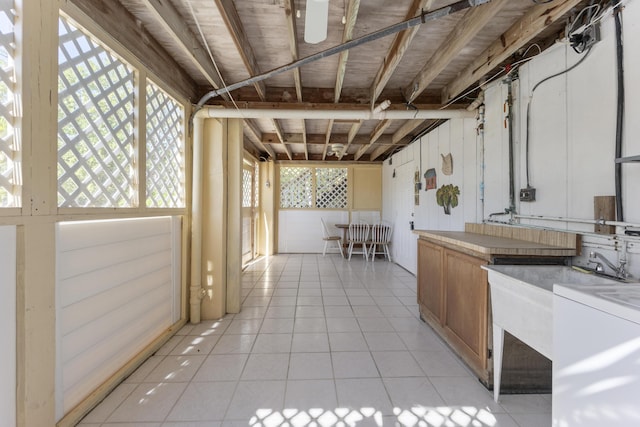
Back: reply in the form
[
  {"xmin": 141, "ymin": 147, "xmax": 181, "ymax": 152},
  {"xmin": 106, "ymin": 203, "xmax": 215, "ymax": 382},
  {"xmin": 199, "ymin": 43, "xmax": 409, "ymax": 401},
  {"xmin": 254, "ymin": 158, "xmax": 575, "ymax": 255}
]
[
  {"xmin": 441, "ymin": 0, "xmax": 584, "ymax": 103},
  {"xmin": 370, "ymin": 0, "xmax": 433, "ymax": 104},
  {"xmin": 226, "ymin": 119, "xmax": 242, "ymax": 314},
  {"xmin": 16, "ymin": 1, "xmax": 58, "ymax": 425},
  {"xmin": 403, "ymin": 0, "xmax": 509, "ymax": 103}
]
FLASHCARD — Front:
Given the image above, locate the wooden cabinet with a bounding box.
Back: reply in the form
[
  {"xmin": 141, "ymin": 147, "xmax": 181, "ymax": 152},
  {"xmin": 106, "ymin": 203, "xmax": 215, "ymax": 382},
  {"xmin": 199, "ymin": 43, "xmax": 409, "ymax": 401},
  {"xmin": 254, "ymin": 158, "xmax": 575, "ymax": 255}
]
[
  {"xmin": 417, "ymin": 239, "xmax": 443, "ymax": 323},
  {"xmin": 417, "ymin": 234, "xmax": 555, "ymax": 391},
  {"xmin": 443, "ymin": 249, "xmax": 488, "ymax": 373}
]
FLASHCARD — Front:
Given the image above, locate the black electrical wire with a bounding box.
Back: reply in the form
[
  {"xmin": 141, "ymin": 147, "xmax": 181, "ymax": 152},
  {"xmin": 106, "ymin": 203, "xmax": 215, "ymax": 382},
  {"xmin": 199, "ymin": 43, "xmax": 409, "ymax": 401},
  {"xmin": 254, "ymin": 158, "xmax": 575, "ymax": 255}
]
[
  {"xmin": 614, "ymin": 6, "xmax": 624, "ymax": 221},
  {"xmin": 524, "ymin": 46, "xmax": 593, "ymax": 189}
]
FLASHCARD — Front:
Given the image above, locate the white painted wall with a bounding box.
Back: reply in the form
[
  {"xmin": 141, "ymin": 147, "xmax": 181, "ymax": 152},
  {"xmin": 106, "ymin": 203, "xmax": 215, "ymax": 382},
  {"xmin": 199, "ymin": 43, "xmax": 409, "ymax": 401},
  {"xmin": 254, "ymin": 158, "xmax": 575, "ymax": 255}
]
[
  {"xmin": 0, "ymin": 226, "xmax": 16, "ymax": 427},
  {"xmin": 383, "ymin": 2, "xmax": 640, "ymax": 278},
  {"xmin": 278, "ymin": 210, "xmax": 349, "ymax": 253},
  {"xmin": 55, "ymin": 216, "xmax": 182, "ymax": 420}
]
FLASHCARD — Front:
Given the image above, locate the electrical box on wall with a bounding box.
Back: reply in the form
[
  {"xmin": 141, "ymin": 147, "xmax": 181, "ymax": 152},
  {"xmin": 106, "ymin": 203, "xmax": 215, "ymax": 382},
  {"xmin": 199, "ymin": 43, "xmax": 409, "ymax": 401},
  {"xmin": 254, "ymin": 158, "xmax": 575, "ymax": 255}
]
[{"xmin": 520, "ymin": 187, "xmax": 536, "ymax": 202}]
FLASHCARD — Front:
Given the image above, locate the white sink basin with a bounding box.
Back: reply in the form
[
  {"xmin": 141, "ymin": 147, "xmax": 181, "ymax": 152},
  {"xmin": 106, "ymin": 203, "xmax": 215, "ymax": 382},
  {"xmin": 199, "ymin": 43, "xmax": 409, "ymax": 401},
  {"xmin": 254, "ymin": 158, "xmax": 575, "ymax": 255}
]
[{"xmin": 482, "ymin": 265, "xmax": 619, "ymax": 402}]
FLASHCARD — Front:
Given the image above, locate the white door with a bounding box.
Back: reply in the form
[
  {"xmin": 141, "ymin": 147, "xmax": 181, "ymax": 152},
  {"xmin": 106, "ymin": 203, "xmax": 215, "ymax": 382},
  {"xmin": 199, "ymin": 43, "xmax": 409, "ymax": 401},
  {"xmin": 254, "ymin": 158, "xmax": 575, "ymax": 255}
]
[{"xmin": 391, "ymin": 163, "xmax": 417, "ymax": 274}]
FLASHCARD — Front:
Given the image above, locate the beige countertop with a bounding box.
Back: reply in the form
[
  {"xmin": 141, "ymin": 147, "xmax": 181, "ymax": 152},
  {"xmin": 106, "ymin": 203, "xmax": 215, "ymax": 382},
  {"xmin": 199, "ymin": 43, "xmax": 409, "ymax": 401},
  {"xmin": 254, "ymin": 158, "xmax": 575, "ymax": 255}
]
[{"xmin": 414, "ymin": 229, "xmax": 577, "ymax": 257}]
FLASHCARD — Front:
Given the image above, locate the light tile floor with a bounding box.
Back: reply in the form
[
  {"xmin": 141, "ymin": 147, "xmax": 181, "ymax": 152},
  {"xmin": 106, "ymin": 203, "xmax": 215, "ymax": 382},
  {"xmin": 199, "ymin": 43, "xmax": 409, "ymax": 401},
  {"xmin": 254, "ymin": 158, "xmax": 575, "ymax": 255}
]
[{"xmin": 78, "ymin": 254, "xmax": 551, "ymax": 427}]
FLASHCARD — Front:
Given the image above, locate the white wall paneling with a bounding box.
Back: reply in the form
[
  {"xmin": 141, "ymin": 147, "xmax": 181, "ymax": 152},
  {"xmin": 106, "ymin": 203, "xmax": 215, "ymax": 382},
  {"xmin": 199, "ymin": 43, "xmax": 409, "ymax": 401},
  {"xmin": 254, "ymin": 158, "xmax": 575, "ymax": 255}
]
[
  {"xmin": 278, "ymin": 210, "xmax": 349, "ymax": 253},
  {"xmin": 55, "ymin": 216, "xmax": 182, "ymax": 420},
  {"xmin": 0, "ymin": 225, "xmax": 16, "ymax": 427}
]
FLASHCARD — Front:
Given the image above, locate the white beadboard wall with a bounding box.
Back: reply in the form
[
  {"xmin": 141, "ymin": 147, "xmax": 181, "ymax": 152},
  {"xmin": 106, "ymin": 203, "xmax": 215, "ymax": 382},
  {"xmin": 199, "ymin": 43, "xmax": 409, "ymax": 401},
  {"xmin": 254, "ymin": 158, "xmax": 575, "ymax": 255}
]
[
  {"xmin": 55, "ymin": 216, "xmax": 181, "ymax": 420},
  {"xmin": 1, "ymin": 225, "xmax": 16, "ymax": 427}
]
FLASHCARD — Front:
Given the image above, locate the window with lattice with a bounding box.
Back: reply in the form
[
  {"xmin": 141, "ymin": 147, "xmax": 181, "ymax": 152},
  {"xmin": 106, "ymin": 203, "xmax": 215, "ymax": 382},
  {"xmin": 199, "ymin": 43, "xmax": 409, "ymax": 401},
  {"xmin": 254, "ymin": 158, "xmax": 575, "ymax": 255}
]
[
  {"xmin": 146, "ymin": 80, "xmax": 184, "ymax": 208},
  {"xmin": 57, "ymin": 16, "xmax": 135, "ymax": 208},
  {"xmin": 242, "ymin": 168, "xmax": 252, "ymax": 208},
  {"xmin": 316, "ymin": 168, "xmax": 347, "ymax": 208},
  {"xmin": 280, "ymin": 167, "xmax": 312, "ymax": 208},
  {"xmin": 0, "ymin": 2, "xmax": 19, "ymax": 208}
]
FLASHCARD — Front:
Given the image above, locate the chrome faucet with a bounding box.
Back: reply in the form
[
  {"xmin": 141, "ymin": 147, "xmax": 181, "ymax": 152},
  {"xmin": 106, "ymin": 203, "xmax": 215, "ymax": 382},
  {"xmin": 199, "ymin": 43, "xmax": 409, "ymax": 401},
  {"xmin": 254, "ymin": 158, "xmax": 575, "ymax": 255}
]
[{"xmin": 589, "ymin": 251, "xmax": 630, "ymax": 280}]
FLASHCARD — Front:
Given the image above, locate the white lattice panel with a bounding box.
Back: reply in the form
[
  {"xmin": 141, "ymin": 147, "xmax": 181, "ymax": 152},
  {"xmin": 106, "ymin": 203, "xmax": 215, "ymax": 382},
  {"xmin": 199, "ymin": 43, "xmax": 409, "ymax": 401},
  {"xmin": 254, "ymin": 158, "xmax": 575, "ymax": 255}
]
[
  {"xmin": 316, "ymin": 168, "xmax": 347, "ymax": 209},
  {"xmin": 280, "ymin": 167, "xmax": 312, "ymax": 208},
  {"xmin": 254, "ymin": 162, "xmax": 259, "ymax": 208},
  {"xmin": 242, "ymin": 168, "xmax": 252, "ymax": 208},
  {"xmin": 146, "ymin": 81, "xmax": 184, "ymax": 208},
  {"xmin": 57, "ymin": 17, "xmax": 135, "ymax": 207},
  {"xmin": 0, "ymin": 2, "xmax": 18, "ymax": 207}
]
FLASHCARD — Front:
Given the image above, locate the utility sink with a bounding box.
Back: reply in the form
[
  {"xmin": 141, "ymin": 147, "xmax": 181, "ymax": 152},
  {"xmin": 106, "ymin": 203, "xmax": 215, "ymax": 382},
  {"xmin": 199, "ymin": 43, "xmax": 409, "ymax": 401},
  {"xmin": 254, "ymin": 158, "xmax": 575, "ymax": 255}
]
[{"xmin": 482, "ymin": 265, "xmax": 620, "ymax": 402}]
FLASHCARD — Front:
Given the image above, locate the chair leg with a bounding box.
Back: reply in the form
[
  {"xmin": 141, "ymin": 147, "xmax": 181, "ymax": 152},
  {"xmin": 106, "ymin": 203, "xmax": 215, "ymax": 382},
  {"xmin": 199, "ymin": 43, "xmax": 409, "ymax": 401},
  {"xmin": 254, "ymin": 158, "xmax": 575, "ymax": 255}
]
[
  {"xmin": 348, "ymin": 242, "xmax": 354, "ymax": 260},
  {"xmin": 370, "ymin": 244, "xmax": 376, "ymax": 262},
  {"xmin": 337, "ymin": 240, "xmax": 344, "ymax": 258},
  {"xmin": 363, "ymin": 243, "xmax": 368, "ymax": 261},
  {"xmin": 323, "ymin": 240, "xmax": 328, "ymax": 256}
]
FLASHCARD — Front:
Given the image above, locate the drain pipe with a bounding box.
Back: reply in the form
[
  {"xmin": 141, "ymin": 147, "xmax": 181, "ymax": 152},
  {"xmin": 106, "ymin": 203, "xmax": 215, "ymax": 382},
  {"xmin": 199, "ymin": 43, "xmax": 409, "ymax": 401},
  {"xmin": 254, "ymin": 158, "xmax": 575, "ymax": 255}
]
[
  {"xmin": 190, "ymin": 116, "xmax": 205, "ymax": 324},
  {"xmin": 195, "ymin": 107, "xmax": 475, "ymax": 121}
]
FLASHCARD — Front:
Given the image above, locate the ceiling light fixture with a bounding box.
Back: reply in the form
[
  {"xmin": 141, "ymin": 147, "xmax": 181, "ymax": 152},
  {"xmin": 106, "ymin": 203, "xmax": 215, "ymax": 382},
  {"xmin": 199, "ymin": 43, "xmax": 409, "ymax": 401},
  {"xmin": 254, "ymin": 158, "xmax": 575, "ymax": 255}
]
[
  {"xmin": 328, "ymin": 143, "xmax": 345, "ymax": 156},
  {"xmin": 304, "ymin": 0, "xmax": 329, "ymax": 44},
  {"xmin": 342, "ymin": 0, "xmax": 346, "ymax": 24}
]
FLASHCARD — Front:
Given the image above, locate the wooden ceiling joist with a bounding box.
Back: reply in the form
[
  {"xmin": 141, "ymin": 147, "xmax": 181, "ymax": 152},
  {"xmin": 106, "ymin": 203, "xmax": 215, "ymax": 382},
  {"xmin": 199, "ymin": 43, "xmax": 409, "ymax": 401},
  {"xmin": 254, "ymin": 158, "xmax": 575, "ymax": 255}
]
[
  {"xmin": 244, "ymin": 119, "xmax": 276, "ymax": 158},
  {"xmin": 370, "ymin": 0, "xmax": 434, "ymax": 104},
  {"xmin": 138, "ymin": 0, "xmax": 225, "ymax": 91},
  {"xmin": 403, "ymin": 0, "xmax": 509, "ymax": 103},
  {"xmin": 441, "ymin": 0, "xmax": 585, "ymax": 104},
  {"xmin": 262, "ymin": 132, "xmax": 394, "ymax": 146},
  {"xmin": 334, "ymin": 0, "xmax": 361, "ymax": 103},
  {"xmin": 209, "ymin": 101, "xmax": 466, "ymax": 111},
  {"xmin": 271, "ymin": 120, "xmax": 293, "ymax": 160},
  {"xmin": 354, "ymin": 119, "xmax": 392, "ymax": 161},
  {"xmin": 214, "ymin": 0, "xmax": 267, "ymax": 99},
  {"xmin": 284, "ymin": 0, "xmax": 303, "ymax": 102},
  {"xmin": 322, "ymin": 119, "xmax": 335, "ymax": 160},
  {"xmin": 338, "ymin": 120, "xmax": 363, "ymax": 160}
]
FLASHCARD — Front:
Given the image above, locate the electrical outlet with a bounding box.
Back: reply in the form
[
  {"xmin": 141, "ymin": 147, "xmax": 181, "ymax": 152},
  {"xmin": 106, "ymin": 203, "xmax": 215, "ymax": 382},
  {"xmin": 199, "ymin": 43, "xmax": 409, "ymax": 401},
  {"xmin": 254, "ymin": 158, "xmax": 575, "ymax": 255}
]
[
  {"xmin": 520, "ymin": 187, "xmax": 536, "ymax": 202},
  {"xmin": 582, "ymin": 24, "xmax": 600, "ymax": 50}
]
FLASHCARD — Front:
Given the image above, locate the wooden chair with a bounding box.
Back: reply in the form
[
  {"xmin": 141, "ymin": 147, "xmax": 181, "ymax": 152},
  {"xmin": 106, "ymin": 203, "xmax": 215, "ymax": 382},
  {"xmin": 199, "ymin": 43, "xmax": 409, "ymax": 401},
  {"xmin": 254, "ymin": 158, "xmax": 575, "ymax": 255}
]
[
  {"xmin": 347, "ymin": 222, "xmax": 370, "ymax": 260},
  {"xmin": 320, "ymin": 218, "xmax": 344, "ymax": 257},
  {"xmin": 368, "ymin": 222, "xmax": 392, "ymax": 261}
]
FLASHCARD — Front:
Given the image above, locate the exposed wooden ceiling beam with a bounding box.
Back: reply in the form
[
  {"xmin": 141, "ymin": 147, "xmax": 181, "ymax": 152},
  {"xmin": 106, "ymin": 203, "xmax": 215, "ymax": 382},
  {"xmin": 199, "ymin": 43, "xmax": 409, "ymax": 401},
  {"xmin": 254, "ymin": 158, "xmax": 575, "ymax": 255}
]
[
  {"xmin": 271, "ymin": 120, "xmax": 293, "ymax": 160},
  {"xmin": 302, "ymin": 120, "xmax": 308, "ymax": 160},
  {"xmin": 334, "ymin": 0, "xmax": 360, "ymax": 103},
  {"xmin": 393, "ymin": 119, "xmax": 426, "ymax": 144},
  {"xmin": 322, "ymin": 120, "xmax": 335, "ymax": 160},
  {"xmin": 283, "ymin": 0, "xmax": 303, "ymax": 102},
  {"xmin": 354, "ymin": 120, "xmax": 392, "ymax": 161},
  {"xmin": 263, "ymin": 133, "xmax": 393, "ymax": 146},
  {"xmin": 244, "ymin": 119, "xmax": 275, "ymax": 158},
  {"xmin": 370, "ymin": 0, "xmax": 434, "ymax": 104},
  {"xmin": 338, "ymin": 120, "xmax": 363, "ymax": 160},
  {"xmin": 442, "ymin": 0, "xmax": 584, "ymax": 104},
  {"xmin": 403, "ymin": 0, "xmax": 509, "ymax": 103},
  {"xmin": 138, "ymin": 0, "xmax": 224, "ymax": 90},
  {"xmin": 214, "ymin": 0, "xmax": 266, "ymax": 99}
]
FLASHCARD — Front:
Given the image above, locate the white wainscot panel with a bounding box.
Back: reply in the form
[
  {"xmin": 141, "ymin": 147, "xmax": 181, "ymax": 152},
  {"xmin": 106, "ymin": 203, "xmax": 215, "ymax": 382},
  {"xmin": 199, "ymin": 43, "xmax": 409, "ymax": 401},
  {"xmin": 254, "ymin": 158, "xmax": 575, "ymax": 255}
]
[
  {"xmin": 278, "ymin": 210, "xmax": 348, "ymax": 253},
  {"xmin": 55, "ymin": 216, "xmax": 181, "ymax": 421}
]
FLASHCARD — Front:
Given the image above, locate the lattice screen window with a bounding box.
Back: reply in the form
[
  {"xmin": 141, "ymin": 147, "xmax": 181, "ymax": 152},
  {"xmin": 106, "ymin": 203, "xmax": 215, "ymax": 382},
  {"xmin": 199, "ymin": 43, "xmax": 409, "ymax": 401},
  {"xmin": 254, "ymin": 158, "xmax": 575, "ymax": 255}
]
[
  {"xmin": 253, "ymin": 162, "xmax": 259, "ymax": 208},
  {"xmin": 57, "ymin": 16, "xmax": 135, "ymax": 208},
  {"xmin": 0, "ymin": 2, "xmax": 18, "ymax": 208},
  {"xmin": 280, "ymin": 167, "xmax": 312, "ymax": 208},
  {"xmin": 146, "ymin": 80, "xmax": 184, "ymax": 208},
  {"xmin": 316, "ymin": 167, "xmax": 347, "ymax": 209},
  {"xmin": 242, "ymin": 168, "xmax": 252, "ymax": 208}
]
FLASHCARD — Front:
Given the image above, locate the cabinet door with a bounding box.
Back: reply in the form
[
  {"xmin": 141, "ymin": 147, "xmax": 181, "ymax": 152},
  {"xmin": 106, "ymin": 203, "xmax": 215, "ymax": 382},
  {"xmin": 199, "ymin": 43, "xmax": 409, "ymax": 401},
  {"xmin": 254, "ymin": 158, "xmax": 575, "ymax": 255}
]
[
  {"xmin": 443, "ymin": 249, "xmax": 488, "ymax": 370},
  {"xmin": 417, "ymin": 239, "xmax": 444, "ymax": 323}
]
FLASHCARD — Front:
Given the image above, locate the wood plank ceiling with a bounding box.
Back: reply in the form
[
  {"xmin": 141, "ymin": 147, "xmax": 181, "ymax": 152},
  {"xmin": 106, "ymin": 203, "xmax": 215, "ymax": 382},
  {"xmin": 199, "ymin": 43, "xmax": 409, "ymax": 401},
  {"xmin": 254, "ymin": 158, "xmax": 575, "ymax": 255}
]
[{"xmin": 116, "ymin": 0, "xmax": 588, "ymax": 162}]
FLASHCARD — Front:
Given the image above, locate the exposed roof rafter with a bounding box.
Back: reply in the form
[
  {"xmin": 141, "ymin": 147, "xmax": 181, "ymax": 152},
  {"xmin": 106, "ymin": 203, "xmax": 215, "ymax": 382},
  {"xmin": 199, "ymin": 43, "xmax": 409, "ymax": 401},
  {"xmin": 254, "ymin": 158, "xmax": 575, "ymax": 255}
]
[
  {"xmin": 354, "ymin": 119, "xmax": 392, "ymax": 161},
  {"xmin": 442, "ymin": 0, "xmax": 585, "ymax": 103},
  {"xmin": 334, "ymin": 0, "xmax": 361, "ymax": 103},
  {"xmin": 403, "ymin": 0, "xmax": 509, "ymax": 103}
]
